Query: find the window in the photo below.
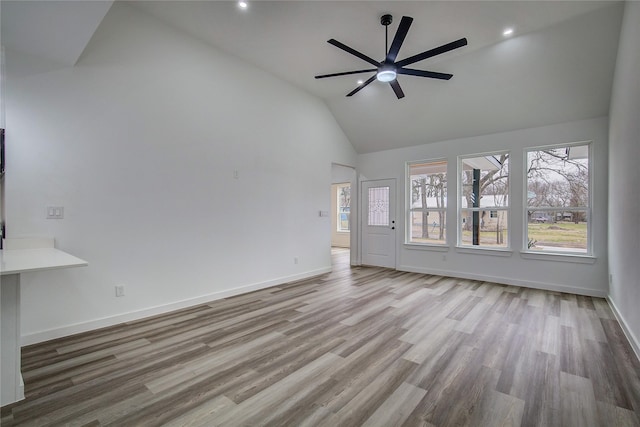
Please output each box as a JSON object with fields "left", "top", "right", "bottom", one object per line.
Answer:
{"left": 459, "top": 153, "right": 509, "bottom": 248}
{"left": 368, "top": 186, "right": 390, "bottom": 226}
{"left": 336, "top": 183, "right": 351, "bottom": 232}
{"left": 407, "top": 160, "right": 447, "bottom": 245}
{"left": 526, "top": 143, "right": 590, "bottom": 254}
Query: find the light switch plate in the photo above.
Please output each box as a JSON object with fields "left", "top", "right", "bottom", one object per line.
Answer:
{"left": 46, "top": 206, "right": 64, "bottom": 219}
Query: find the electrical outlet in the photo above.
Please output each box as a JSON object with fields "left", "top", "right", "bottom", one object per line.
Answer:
{"left": 115, "top": 285, "right": 125, "bottom": 297}
{"left": 294, "top": 257, "right": 299, "bottom": 264}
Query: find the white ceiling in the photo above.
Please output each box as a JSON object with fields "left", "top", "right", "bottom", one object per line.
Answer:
{"left": 1, "top": 1, "right": 112, "bottom": 66}
{"left": 2, "top": 1, "right": 624, "bottom": 153}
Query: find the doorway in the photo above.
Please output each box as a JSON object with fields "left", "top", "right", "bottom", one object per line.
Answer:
{"left": 331, "top": 164, "right": 357, "bottom": 265}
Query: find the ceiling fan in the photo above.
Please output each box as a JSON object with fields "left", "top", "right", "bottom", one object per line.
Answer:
{"left": 315, "top": 14, "right": 467, "bottom": 99}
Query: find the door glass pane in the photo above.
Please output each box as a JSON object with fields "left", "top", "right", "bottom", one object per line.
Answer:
{"left": 368, "top": 186, "right": 390, "bottom": 226}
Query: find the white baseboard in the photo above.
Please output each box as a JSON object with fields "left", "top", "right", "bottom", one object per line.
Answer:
{"left": 397, "top": 264, "right": 608, "bottom": 298}
{"left": 21, "top": 267, "right": 331, "bottom": 346}
{"left": 606, "top": 296, "right": 640, "bottom": 363}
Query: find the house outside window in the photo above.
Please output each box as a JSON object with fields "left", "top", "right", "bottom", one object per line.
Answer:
{"left": 526, "top": 143, "right": 590, "bottom": 254}
{"left": 459, "top": 153, "right": 509, "bottom": 248}
{"left": 407, "top": 160, "right": 447, "bottom": 245}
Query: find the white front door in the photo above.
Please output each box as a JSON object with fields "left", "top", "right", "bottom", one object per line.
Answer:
{"left": 361, "top": 179, "right": 396, "bottom": 268}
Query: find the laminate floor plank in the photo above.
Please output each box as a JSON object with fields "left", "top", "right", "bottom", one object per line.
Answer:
{"left": 360, "top": 382, "right": 427, "bottom": 427}
{"left": 4, "top": 248, "right": 639, "bottom": 426}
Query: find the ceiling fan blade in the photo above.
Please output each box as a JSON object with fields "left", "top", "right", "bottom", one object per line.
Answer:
{"left": 390, "top": 79, "right": 405, "bottom": 99}
{"left": 346, "top": 75, "right": 376, "bottom": 97}
{"left": 315, "top": 69, "right": 377, "bottom": 79}
{"left": 395, "top": 38, "right": 468, "bottom": 68}
{"left": 386, "top": 16, "right": 413, "bottom": 63}
{"left": 397, "top": 68, "right": 453, "bottom": 80}
{"left": 328, "top": 39, "right": 381, "bottom": 67}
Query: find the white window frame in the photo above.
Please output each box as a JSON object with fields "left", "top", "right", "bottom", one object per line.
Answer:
{"left": 457, "top": 151, "right": 510, "bottom": 251}
{"left": 523, "top": 141, "right": 592, "bottom": 256}
{"left": 406, "top": 159, "right": 448, "bottom": 247}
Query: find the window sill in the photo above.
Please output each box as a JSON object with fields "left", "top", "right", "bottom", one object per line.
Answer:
{"left": 404, "top": 243, "right": 449, "bottom": 252}
{"left": 520, "top": 251, "right": 596, "bottom": 264}
{"left": 455, "top": 246, "right": 513, "bottom": 257}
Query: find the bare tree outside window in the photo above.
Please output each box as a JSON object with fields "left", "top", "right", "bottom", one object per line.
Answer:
{"left": 460, "top": 153, "right": 509, "bottom": 248}
{"left": 337, "top": 183, "right": 351, "bottom": 232}
{"left": 408, "top": 161, "right": 447, "bottom": 244}
{"left": 526, "top": 144, "right": 590, "bottom": 253}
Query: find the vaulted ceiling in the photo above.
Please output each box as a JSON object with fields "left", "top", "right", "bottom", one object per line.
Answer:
{"left": 2, "top": 1, "right": 624, "bottom": 153}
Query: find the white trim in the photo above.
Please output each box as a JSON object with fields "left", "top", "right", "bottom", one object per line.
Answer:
{"left": 523, "top": 141, "right": 593, "bottom": 255}
{"left": 457, "top": 150, "right": 511, "bottom": 249}
{"left": 455, "top": 246, "right": 513, "bottom": 257}
{"left": 397, "top": 264, "right": 607, "bottom": 298}
{"left": 21, "top": 267, "right": 331, "bottom": 346}
{"left": 520, "top": 251, "right": 596, "bottom": 264}
{"left": 405, "top": 158, "right": 448, "bottom": 247}
{"left": 606, "top": 296, "right": 640, "bottom": 363}
{"left": 404, "top": 244, "right": 449, "bottom": 252}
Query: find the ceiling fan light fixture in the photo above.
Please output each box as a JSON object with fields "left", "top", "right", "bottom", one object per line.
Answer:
{"left": 315, "top": 15, "right": 467, "bottom": 98}
{"left": 377, "top": 66, "right": 397, "bottom": 82}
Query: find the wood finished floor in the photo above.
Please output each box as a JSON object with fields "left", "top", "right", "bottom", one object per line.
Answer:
{"left": 2, "top": 248, "right": 640, "bottom": 427}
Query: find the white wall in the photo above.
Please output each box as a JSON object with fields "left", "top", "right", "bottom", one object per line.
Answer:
{"left": 358, "top": 116, "right": 609, "bottom": 296}
{"left": 5, "top": 2, "right": 356, "bottom": 343}
{"left": 608, "top": 1, "right": 640, "bottom": 356}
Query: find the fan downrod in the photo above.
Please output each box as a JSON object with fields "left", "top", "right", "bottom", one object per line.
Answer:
{"left": 380, "top": 14, "right": 393, "bottom": 26}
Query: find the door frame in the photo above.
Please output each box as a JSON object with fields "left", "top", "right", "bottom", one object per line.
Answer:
{"left": 331, "top": 163, "right": 358, "bottom": 266}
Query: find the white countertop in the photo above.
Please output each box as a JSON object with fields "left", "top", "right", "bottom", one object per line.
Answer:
{"left": 0, "top": 248, "right": 88, "bottom": 276}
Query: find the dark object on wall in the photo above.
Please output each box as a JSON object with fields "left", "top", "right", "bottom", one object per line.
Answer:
{"left": 1, "top": 129, "right": 4, "bottom": 249}
{"left": 315, "top": 15, "right": 467, "bottom": 99}
{"left": 1, "top": 128, "right": 4, "bottom": 176}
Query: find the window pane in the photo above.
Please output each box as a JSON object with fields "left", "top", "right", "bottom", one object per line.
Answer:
{"left": 527, "top": 145, "right": 589, "bottom": 208}
{"left": 407, "top": 160, "right": 448, "bottom": 245}
{"left": 409, "top": 161, "right": 447, "bottom": 208}
{"left": 368, "top": 186, "right": 389, "bottom": 226}
{"left": 527, "top": 211, "right": 587, "bottom": 253}
{"left": 526, "top": 144, "right": 590, "bottom": 254}
{"left": 337, "top": 184, "right": 350, "bottom": 232}
{"left": 409, "top": 211, "right": 446, "bottom": 244}
{"left": 459, "top": 153, "right": 509, "bottom": 248}
{"left": 460, "top": 209, "right": 508, "bottom": 248}
{"left": 460, "top": 154, "right": 509, "bottom": 208}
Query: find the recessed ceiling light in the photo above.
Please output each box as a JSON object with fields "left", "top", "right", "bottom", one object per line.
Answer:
{"left": 357, "top": 79, "right": 364, "bottom": 85}
{"left": 238, "top": 1, "right": 248, "bottom": 10}
{"left": 503, "top": 28, "right": 514, "bottom": 36}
